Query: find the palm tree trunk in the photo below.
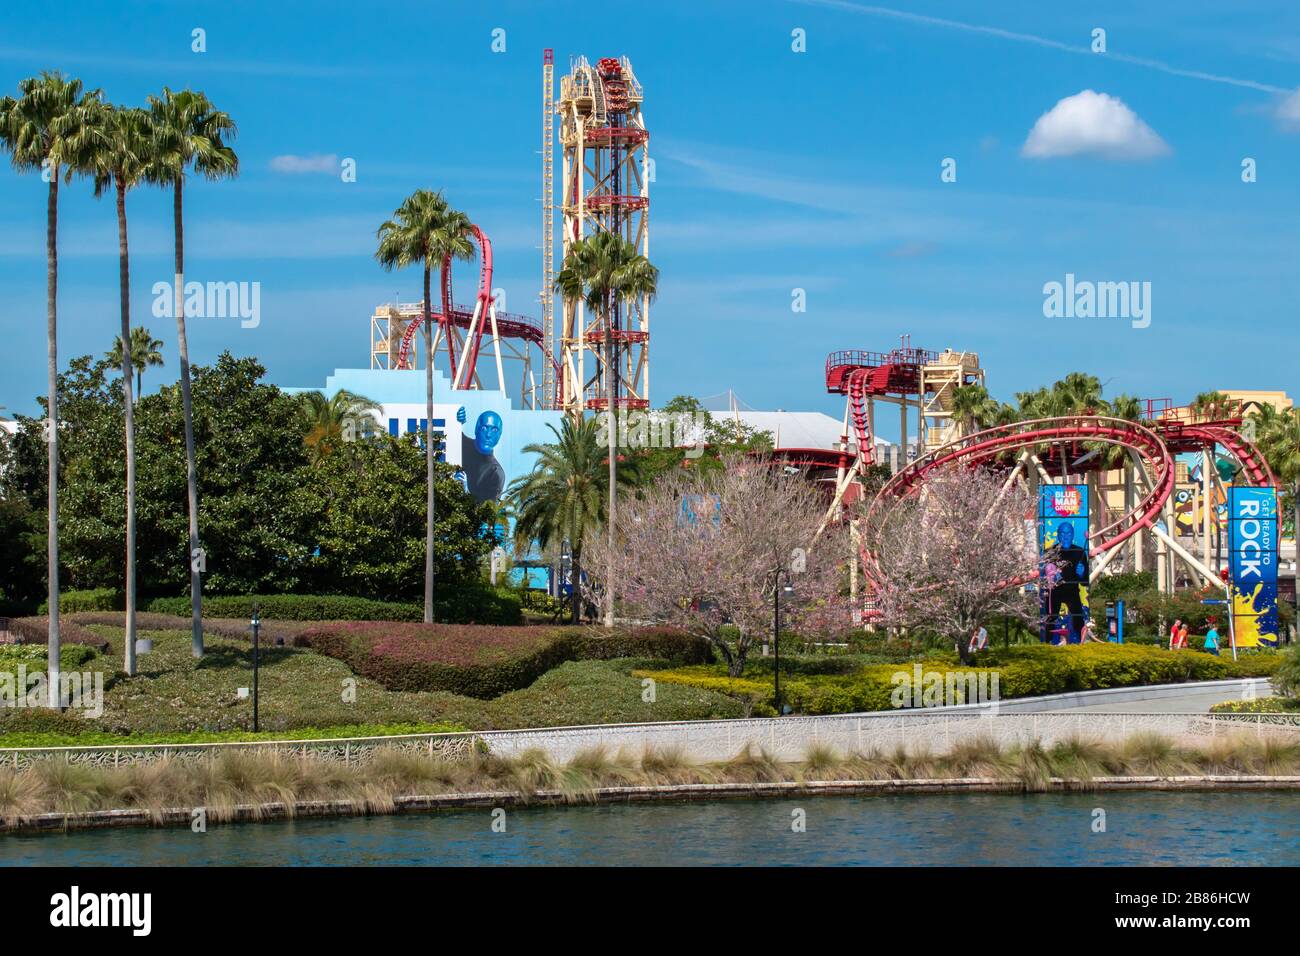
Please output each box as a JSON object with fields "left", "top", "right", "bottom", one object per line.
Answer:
{"left": 117, "top": 180, "right": 138, "bottom": 676}
{"left": 135, "top": 368, "right": 142, "bottom": 402}
{"left": 45, "top": 174, "right": 61, "bottom": 709}
{"left": 571, "top": 545, "right": 582, "bottom": 624}
{"left": 423, "top": 263, "right": 435, "bottom": 624}
{"left": 173, "top": 179, "right": 203, "bottom": 658}
{"left": 605, "top": 329, "right": 616, "bottom": 629}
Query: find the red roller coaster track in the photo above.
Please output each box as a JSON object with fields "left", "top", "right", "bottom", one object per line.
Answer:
{"left": 395, "top": 223, "right": 560, "bottom": 399}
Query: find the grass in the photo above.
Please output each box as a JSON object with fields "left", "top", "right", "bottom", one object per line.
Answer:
{"left": 3, "top": 732, "right": 1299, "bottom": 828}
{"left": 0, "top": 629, "right": 743, "bottom": 746}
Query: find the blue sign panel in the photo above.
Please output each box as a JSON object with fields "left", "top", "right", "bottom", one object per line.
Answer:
{"left": 1039, "top": 485, "right": 1090, "bottom": 644}
{"left": 1227, "top": 486, "right": 1279, "bottom": 648}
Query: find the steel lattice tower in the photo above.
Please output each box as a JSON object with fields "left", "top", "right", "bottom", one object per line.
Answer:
{"left": 557, "top": 54, "right": 650, "bottom": 418}
{"left": 541, "top": 49, "right": 557, "bottom": 410}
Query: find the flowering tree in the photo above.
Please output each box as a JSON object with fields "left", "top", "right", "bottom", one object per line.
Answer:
{"left": 586, "top": 457, "right": 850, "bottom": 676}
{"left": 860, "top": 465, "right": 1038, "bottom": 664}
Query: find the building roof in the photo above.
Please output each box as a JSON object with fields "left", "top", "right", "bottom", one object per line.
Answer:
{"left": 705, "top": 410, "right": 885, "bottom": 452}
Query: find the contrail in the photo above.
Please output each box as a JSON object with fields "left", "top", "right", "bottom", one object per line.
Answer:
{"left": 794, "top": 0, "right": 1291, "bottom": 95}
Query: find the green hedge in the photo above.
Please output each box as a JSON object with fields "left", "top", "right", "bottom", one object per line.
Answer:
{"left": 643, "top": 643, "right": 1282, "bottom": 716}
{"left": 142, "top": 588, "right": 523, "bottom": 626}
{"left": 38, "top": 588, "right": 123, "bottom": 614}
{"left": 10, "top": 616, "right": 111, "bottom": 652}
{"left": 296, "top": 622, "right": 713, "bottom": 698}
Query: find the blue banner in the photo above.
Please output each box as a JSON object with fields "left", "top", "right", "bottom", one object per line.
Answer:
{"left": 1227, "top": 487, "right": 1279, "bottom": 648}
{"left": 1039, "top": 485, "right": 1090, "bottom": 643}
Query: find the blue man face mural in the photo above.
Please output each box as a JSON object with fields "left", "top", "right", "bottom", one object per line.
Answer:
{"left": 1057, "top": 521, "right": 1074, "bottom": 549}
{"left": 475, "top": 411, "right": 503, "bottom": 455}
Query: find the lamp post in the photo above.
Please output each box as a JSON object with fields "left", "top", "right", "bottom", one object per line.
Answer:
{"left": 250, "top": 602, "right": 261, "bottom": 733}
{"left": 772, "top": 567, "right": 793, "bottom": 716}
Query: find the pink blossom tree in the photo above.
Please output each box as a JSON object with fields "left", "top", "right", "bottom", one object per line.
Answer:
{"left": 586, "top": 456, "right": 851, "bottom": 676}
{"left": 860, "top": 465, "right": 1039, "bottom": 664}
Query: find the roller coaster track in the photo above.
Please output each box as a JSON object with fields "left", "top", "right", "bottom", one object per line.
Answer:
{"left": 1174, "top": 423, "right": 1277, "bottom": 488}
{"left": 395, "top": 224, "right": 560, "bottom": 398}
{"left": 872, "top": 416, "right": 1176, "bottom": 554}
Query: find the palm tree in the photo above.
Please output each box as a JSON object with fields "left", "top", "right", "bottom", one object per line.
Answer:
{"left": 148, "top": 87, "right": 238, "bottom": 659}
{"left": 107, "top": 326, "right": 165, "bottom": 400}
{"left": 949, "top": 383, "right": 1000, "bottom": 435}
{"left": 1053, "top": 372, "right": 1104, "bottom": 416}
{"left": 375, "top": 190, "right": 474, "bottom": 624}
{"left": 0, "top": 73, "right": 105, "bottom": 706}
{"left": 297, "top": 389, "right": 382, "bottom": 461}
{"left": 1190, "top": 390, "right": 1231, "bottom": 422}
{"left": 509, "top": 416, "right": 638, "bottom": 623}
{"left": 554, "top": 232, "right": 659, "bottom": 627}
{"left": 88, "top": 103, "right": 156, "bottom": 677}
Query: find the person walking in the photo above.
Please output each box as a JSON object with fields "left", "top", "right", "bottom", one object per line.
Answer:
{"left": 968, "top": 624, "right": 989, "bottom": 655}
{"left": 1176, "top": 622, "right": 1190, "bottom": 649}
{"left": 1169, "top": 619, "right": 1182, "bottom": 650}
{"left": 1204, "top": 620, "right": 1220, "bottom": 656}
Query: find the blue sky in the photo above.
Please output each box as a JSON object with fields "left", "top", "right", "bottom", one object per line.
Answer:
{"left": 2, "top": 0, "right": 1299, "bottom": 439}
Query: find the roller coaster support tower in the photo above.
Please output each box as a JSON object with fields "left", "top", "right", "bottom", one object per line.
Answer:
{"left": 557, "top": 54, "right": 651, "bottom": 418}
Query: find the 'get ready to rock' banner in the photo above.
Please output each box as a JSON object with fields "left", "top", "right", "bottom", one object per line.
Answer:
{"left": 1228, "top": 486, "right": 1279, "bottom": 648}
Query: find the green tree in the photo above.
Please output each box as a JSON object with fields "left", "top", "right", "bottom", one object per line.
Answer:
{"left": 376, "top": 190, "right": 475, "bottom": 624}
{"left": 107, "top": 326, "right": 165, "bottom": 400}
{"left": 633, "top": 394, "right": 773, "bottom": 485}
{"left": 949, "top": 383, "right": 1000, "bottom": 435}
{"left": 0, "top": 72, "right": 106, "bottom": 704}
{"left": 148, "top": 86, "right": 239, "bottom": 658}
{"left": 88, "top": 103, "right": 157, "bottom": 675}
{"left": 296, "top": 389, "right": 382, "bottom": 462}
{"left": 1189, "top": 390, "right": 1231, "bottom": 422}
{"left": 554, "top": 231, "right": 659, "bottom": 626}
{"left": 509, "top": 416, "right": 637, "bottom": 623}
{"left": 297, "top": 434, "right": 493, "bottom": 600}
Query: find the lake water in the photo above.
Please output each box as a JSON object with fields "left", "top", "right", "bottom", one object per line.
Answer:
{"left": 3, "top": 791, "right": 1296, "bottom": 866}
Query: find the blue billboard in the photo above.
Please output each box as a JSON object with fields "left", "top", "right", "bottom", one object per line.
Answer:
{"left": 1227, "top": 486, "right": 1279, "bottom": 648}
{"left": 1039, "top": 485, "right": 1090, "bottom": 644}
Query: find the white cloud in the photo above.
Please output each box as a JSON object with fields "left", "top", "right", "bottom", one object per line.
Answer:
{"left": 269, "top": 153, "right": 340, "bottom": 174}
{"left": 1276, "top": 88, "right": 1300, "bottom": 131}
{"left": 1021, "top": 90, "right": 1170, "bottom": 160}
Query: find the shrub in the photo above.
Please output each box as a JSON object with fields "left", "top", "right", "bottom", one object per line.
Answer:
{"left": 9, "top": 617, "right": 110, "bottom": 652}
{"left": 0, "top": 643, "right": 98, "bottom": 671}
{"left": 37, "top": 588, "right": 122, "bottom": 614}
{"left": 297, "top": 623, "right": 712, "bottom": 698}
{"left": 646, "top": 643, "right": 1283, "bottom": 715}
{"left": 142, "top": 587, "right": 523, "bottom": 626}
{"left": 1274, "top": 645, "right": 1300, "bottom": 698}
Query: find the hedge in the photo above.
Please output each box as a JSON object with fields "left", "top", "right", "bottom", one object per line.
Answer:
{"left": 295, "top": 622, "right": 713, "bottom": 698}
{"left": 641, "top": 643, "right": 1282, "bottom": 717}
{"left": 37, "top": 588, "right": 123, "bottom": 614}
{"left": 9, "top": 617, "right": 111, "bottom": 652}
{"left": 142, "top": 588, "right": 523, "bottom": 626}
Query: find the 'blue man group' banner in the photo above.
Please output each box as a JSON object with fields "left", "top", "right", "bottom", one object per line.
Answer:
{"left": 1039, "top": 485, "right": 1090, "bottom": 643}
{"left": 1228, "top": 486, "right": 1279, "bottom": 648}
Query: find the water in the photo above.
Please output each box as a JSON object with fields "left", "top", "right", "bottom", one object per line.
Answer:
{"left": 2, "top": 791, "right": 1296, "bottom": 866}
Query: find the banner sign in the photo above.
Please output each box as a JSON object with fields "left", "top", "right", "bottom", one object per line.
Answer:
{"left": 1039, "top": 485, "right": 1090, "bottom": 643}
{"left": 1227, "top": 486, "right": 1279, "bottom": 648}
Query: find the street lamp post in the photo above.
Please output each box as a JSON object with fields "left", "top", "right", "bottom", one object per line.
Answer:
{"left": 250, "top": 602, "right": 261, "bottom": 733}
{"left": 772, "top": 567, "right": 793, "bottom": 716}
